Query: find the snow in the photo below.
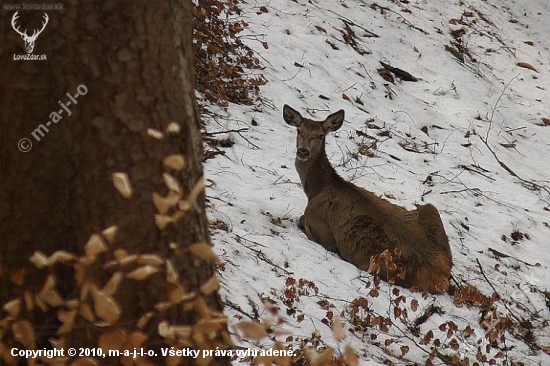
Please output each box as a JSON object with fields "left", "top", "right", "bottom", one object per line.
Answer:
{"left": 202, "top": 0, "right": 550, "bottom": 364}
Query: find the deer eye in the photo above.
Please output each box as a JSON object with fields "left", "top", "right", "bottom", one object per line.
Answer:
{"left": 297, "top": 130, "right": 302, "bottom": 136}
{"left": 318, "top": 134, "right": 324, "bottom": 139}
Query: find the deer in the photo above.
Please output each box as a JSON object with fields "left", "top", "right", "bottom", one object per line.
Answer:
{"left": 283, "top": 105, "right": 452, "bottom": 293}
{"left": 11, "top": 11, "right": 49, "bottom": 54}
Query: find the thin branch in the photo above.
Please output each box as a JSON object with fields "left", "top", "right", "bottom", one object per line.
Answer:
{"left": 475, "top": 259, "right": 530, "bottom": 329}
{"left": 223, "top": 298, "right": 255, "bottom": 320}
{"left": 370, "top": 4, "right": 428, "bottom": 34}
{"left": 234, "top": 234, "right": 293, "bottom": 275}
{"left": 458, "top": 164, "right": 495, "bottom": 181}
{"left": 485, "top": 76, "right": 517, "bottom": 141}
{"left": 310, "top": 4, "right": 379, "bottom": 37}
{"left": 487, "top": 247, "right": 535, "bottom": 267}
{"left": 476, "top": 76, "right": 550, "bottom": 201}
{"left": 203, "top": 128, "right": 250, "bottom": 136}
{"left": 479, "top": 137, "right": 518, "bottom": 177}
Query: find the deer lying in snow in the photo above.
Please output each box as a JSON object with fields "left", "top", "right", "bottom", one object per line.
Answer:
{"left": 283, "top": 105, "right": 452, "bottom": 293}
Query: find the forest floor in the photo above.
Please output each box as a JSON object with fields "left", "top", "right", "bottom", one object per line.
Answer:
{"left": 201, "top": 0, "right": 550, "bottom": 364}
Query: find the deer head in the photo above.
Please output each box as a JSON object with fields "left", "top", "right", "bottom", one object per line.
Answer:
{"left": 283, "top": 105, "right": 344, "bottom": 161}
{"left": 11, "top": 11, "right": 49, "bottom": 54}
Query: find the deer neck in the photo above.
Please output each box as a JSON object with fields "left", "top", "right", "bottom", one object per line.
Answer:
{"left": 296, "top": 149, "right": 338, "bottom": 200}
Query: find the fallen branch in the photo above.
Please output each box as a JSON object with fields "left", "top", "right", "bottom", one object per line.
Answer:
{"left": 379, "top": 61, "right": 418, "bottom": 82}
{"left": 458, "top": 164, "right": 495, "bottom": 181}
{"left": 475, "top": 259, "right": 530, "bottom": 330}
{"left": 481, "top": 135, "right": 550, "bottom": 198}
{"left": 203, "top": 149, "right": 226, "bottom": 162}
{"left": 478, "top": 136, "right": 517, "bottom": 177}
{"left": 224, "top": 298, "right": 255, "bottom": 320}
{"left": 310, "top": 3, "right": 379, "bottom": 37}
{"left": 480, "top": 76, "right": 550, "bottom": 202}
{"left": 203, "top": 128, "right": 250, "bottom": 136}
{"left": 370, "top": 4, "right": 428, "bottom": 34}
{"left": 412, "top": 304, "right": 443, "bottom": 329}
{"left": 341, "top": 21, "right": 371, "bottom": 55}
{"left": 488, "top": 247, "right": 535, "bottom": 267}
{"left": 234, "top": 234, "right": 293, "bottom": 275}
{"left": 205, "top": 127, "right": 260, "bottom": 150}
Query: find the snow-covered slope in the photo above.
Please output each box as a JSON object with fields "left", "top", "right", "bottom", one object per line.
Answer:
{"left": 203, "top": 0, "right": 550, "bottom": 364}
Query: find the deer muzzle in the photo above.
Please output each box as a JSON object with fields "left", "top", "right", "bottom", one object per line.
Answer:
{"left": 296, "top": 148, "right": 310, "bottom": 160}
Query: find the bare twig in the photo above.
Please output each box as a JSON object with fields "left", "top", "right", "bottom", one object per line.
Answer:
{"left": 234, "top": 234, "right": 293, "bottom": 275}
{"left": 203, "top": 149, "right": 226, "bottom": 162}
{"left": 223, "top": 298, "right": 255, "bottom": 320}
{"left": 479, "top": 138, "right": 518, "bottom": 177}
{"left": 203, "top": 128, "right": 250, "bottom": 136}
{"left": 370, "top": 4, "right": 428, "bottom": 34}
{"left": 487, "top": 247, "right": 535, "bottom": 267}
{"left": 310, "top": 3, "right": 379, "bottom": 37}
{"left": 485, "top": 76, "right": 518, "bottom": 140}
{"left": 479, "top": 76, "right": 550, "bottom": 202}
{"left": 458, "top": 164, "right": 495, "bottom": 181}
{"left": 475, "top": 259, "right": 530, "bottom": 329}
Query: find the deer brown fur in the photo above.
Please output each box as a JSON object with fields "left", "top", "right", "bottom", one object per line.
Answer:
{"left": 283, "top": 105, "right": 452, "bottom": 293}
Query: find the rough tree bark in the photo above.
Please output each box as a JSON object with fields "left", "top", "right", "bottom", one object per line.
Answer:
{"left": 0, "top": 1, "right": 231, "bottom": 364}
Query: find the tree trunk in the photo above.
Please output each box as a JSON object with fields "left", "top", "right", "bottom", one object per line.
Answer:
{"left": 0, "top": 1, "right": 230, "bottom": 364}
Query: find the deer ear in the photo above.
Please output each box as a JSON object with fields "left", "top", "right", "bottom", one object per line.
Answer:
{"left": 323, "top": 110, "right": 345, "bottom": 132}
{"left": 283, "top": 105, "right": 303, "bottom": 127}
